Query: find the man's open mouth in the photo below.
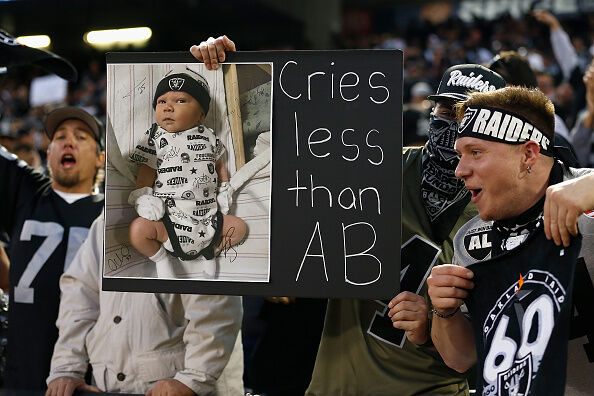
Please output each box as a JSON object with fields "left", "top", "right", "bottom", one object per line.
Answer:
{"left": 61, "top": 154, "right": 76, "bottom": 169}
{"left": 469, "top": 188, "right": 482, "bottom": 202}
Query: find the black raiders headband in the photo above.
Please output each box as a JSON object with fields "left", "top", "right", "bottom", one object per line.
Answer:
{"left": 458, "top": 106, "right": 554, "bottom": 156}
{"left": 152, "top": 72, "right": 211, "bottom": 114}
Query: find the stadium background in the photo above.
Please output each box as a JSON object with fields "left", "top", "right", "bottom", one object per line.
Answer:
{"left": 1, "top": 0, "right": 593, "bottom": 393}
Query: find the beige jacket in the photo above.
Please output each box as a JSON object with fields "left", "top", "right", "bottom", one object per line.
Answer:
{"left": 47, "top": 215, "right": 243, "bottom": 395}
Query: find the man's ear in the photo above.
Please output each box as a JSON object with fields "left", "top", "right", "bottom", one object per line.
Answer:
{"left": 96, "top": 151, "right": 106, "bottom": 168}
{"left": 522, "top": 141, "right": 541, "bottom": 168}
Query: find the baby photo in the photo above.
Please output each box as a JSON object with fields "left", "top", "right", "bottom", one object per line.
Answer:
{"left": 104, "top": 60, "right": 272, "bottom": 282}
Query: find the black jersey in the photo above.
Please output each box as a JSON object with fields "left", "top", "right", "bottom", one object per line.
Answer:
{"left": 464, "top": 226, "right": 579, "bottom": 396}
{"left": 453, "top": 165, "right": 594, "bottom": 396}
{"left": 0, "top": 146, "right": 103, "bottom": 389}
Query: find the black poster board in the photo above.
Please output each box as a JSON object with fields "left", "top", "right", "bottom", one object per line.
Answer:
{"left": 103, "top": 50, "right": 402, "bottom": 299}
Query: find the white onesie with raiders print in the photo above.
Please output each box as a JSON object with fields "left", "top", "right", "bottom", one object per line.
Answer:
{"left": 131, "top": 124, "right": 225, "bottom": 257}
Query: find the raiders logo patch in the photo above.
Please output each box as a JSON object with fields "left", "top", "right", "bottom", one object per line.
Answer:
{"left": 165, "top": 198, "right": 176, "bottom": 208}
{"left": 497, "top": 354, "right": 532, "bottom": 396}
{"left": 458, "top": 107, "right": 478, "bottom": 133}
{"left": 207, "top": 163, "right": 215, "bottom": 174}
{"left": 203, "top": 187, "right": 209, "bottom": 197}
{"left": 198, "top": 125, "right": 204, "bottom": 133}
{"left": 155, "top": 180, "right": 163, "bottom": 188}
{"left": 160, "top": 138, "right": 168, "bottom": 149}
{"left": 169, "top": 77, "right": 185, "bottom": 90}
{"left": 463, "top": 230, "right": 492, "bottom": 261}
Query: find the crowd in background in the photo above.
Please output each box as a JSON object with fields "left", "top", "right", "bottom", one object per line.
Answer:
{"left": 1, "top": 5, "right": 594, "bottom": 395}
{"left": 2, "top": 9, "right": 594, "bottom": 171}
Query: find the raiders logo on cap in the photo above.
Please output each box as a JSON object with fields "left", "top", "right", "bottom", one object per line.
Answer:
{"left": 169, "top": 77, "right": 185, "bottom": 90}
{"left": 427, "top": 64, "right": 506, "bottom": 102}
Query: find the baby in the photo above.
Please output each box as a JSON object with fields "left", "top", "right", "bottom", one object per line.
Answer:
{"left": 128, "top": 71, "right": 246, "bottom": 278}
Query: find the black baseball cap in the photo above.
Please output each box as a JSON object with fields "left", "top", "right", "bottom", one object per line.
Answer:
{"left": 45, "top": 107, "right": 104, "bottom": 149}
{"left": 428, "top": 64, "right": 506, "bottom": 102}
{"left": 0, "top": 30, "right": 77, "bottom": 82}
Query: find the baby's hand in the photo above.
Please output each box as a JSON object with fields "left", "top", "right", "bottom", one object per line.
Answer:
{"left": 129, "top": 187, "right": 165, "bottom": 221}
{"left": 136, "top": 195, "right": 165, "bottom": 221}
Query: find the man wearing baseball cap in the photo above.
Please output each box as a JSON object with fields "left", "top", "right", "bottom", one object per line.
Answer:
{"left": 0, "top": 106, "right": 104, "bottom": 388}
{"left": 306, "top": 64, "right": 506, "bottom": 395}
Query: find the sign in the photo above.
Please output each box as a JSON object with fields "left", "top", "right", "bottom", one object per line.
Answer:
{"left": 103, "top": 50, "right": 402, "bottom": 298}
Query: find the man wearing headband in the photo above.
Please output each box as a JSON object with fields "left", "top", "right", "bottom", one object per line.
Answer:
{"left": 428, "top": 87, "right": 594, "bottom": 395}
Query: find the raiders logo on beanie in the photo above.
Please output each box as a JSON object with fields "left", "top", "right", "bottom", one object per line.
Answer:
{"left": 152, "top": 72, "right": 211, "bottom": 115}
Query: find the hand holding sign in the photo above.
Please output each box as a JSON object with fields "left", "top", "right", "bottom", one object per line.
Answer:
{"left": 190, "top": 35, "right": 236, "bottom": 70}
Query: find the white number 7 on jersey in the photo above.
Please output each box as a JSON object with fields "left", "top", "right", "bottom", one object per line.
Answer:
{"left": 14, "top": 220, "right": 89, "bottom": 304}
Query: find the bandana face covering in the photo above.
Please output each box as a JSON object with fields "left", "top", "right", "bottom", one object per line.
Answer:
{"left": 426, "top": 114, "right": 460, "bottom": 164}
{"left": 421, "top": 114, "right": 469, "bottom": 222}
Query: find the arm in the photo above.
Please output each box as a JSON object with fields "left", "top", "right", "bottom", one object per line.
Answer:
{"left": 582, "top": 60, "right": 594, "bottom": 129}
{"left": 427, "top": 264, "right": 476, "bottom": 373}
{"left": 190, "top": 35, "right": 236, "bottom": 70}
{"left": 129, "top": 164, "right": 163, "bottom": 221}
{"left": 388, "top": 291, "right": 430, "bottom": 346}
{"left": 215, "top": 158, "right": 229, "bottom": 183}
{"left": 170, "top": 294, "right": 242, "bottom": 395}
{"left": 533, "top": 10, "right": 578, "bottom": 80}
{"left": 46, "top": 215, "right": 103, "bottom": 395}
{"left": 0, "top": 144, "right": 48, "bottom": 234}
{"left": 569, "top": 61, "right": 594, "bottom": 166}
{"left": 0, "top": 245, "right": 8, "bottom": 292}
{"left": 544, "top": 172, "right": 594, "bottom": 247}
{"left": 136, "top": 164, "right": 157, "bottom": 188}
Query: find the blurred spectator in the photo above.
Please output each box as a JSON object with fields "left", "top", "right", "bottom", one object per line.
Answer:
{"left": 570, "top": 58, "right": 594, "bottom": 167}
{"left": 12, "top": 143, "right": 42, "bottom": 171}
{"left": 533, "top": 9, "right": 587, "bottom": 128}
{"left": 403, "top": 81, "right": 432, "bottom": 146}
{"left": 490, "top": 51, "right": 572, "bottom": 140}
{"left": 488, "top": 50, "right": 579, "bottom": 165}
